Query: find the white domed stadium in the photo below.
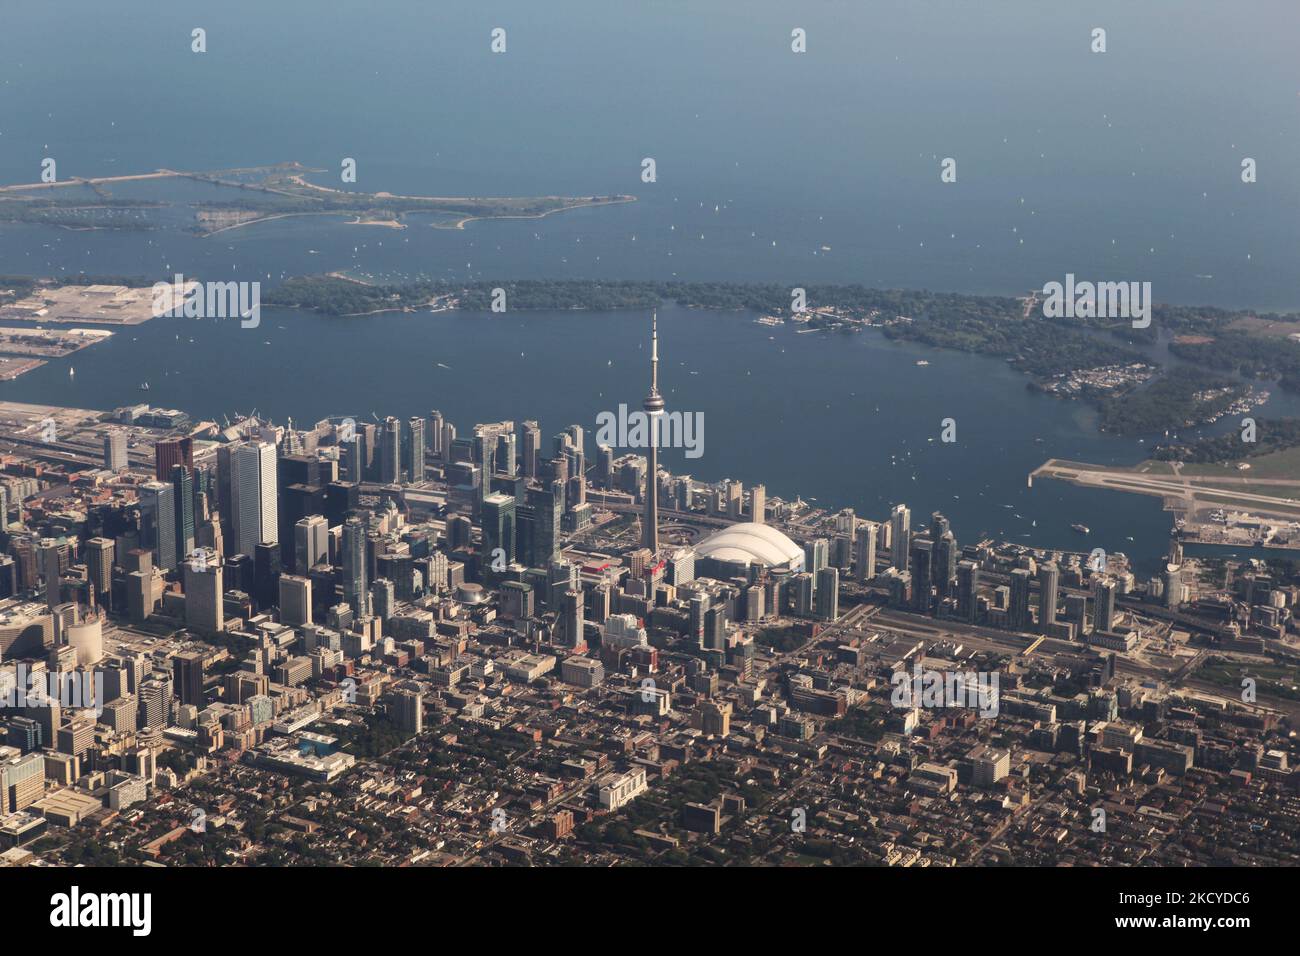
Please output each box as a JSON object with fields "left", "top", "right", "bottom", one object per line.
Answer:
{"left": 694, "top": 522, "right": 805, "bottom": 573}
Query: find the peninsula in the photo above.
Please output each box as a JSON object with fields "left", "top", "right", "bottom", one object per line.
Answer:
{"left": 0, "top": 162, "right": 635, "bottom": 235}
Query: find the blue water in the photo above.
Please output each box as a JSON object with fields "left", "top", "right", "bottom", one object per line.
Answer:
{"left": 1, "top": 0, "right": 1297, "bottom": 307}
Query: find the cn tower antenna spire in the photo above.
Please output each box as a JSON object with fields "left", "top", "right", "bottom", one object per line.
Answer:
{"left": 641, "top": 310, "right": 664, "bottom": 553}
{"left": 650, "top": 310, "right": 659, "bottom": 394}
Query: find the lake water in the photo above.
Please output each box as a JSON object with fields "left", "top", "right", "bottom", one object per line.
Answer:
{"left": 1, "top": 0, "right": 1297, "bottom": 307}
{"left": 6, "top": 301, "right": 1299, "bottom": 577}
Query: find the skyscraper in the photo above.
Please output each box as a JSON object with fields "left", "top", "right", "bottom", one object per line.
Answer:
{"left": 481, "top": 492, "right": 516, "bottom": 575}
{"left": 184, "top": 547, "right": 223, "bottom": 634}
{"left": 155, "top": 436, "right": 193, "bottom": 482}
{"left": 831, "top": 533, "right": 853, "bottom": 571}
{"left": 523, "top": 479, "right": 562, "bottom": 569}
{"left": 278, "top": 454, "right": 326, "bottom": 568}
{"left": 103, "top": 430, "right": 127, "bottom": 472}
{"left": 496, "top": 431, "right": 518, "bottom": 478}
{"left": 725, "top": 480, "right": 744, "bottom": 520}
{"left": 804, "top": 538, "right": 829, "bottom": 584}
{"left": 370, "top": 577, "right": 395, "bottom": 621}
{"left": 934, "top": 530, "right": 958, "bottom": 599}
{"left": 565, "top": 443, "right": 585, "bottom": 509}
{"left": 86, "top": 537, "right": 114, "bottom": 611}
{"left": 596, "top": 444, "right": 614, "bottom": 489}
{"left": 172, "top": 650, "right": 206, "bottom": 708}
{"left": 215, "top": 444, "right": 234, "bottom": 533}
{"left": 339, "top": 432, "right": 363, "bottom": 482}
{"left": 137, "top": 671, "right": 171, "bottom": 729}
{"left": 856, "top": 520, "right": 877, "bottom": 583}
{"left": 231, "top": 441, "right": 278, "bottom": 558}
{"left": 689, "top": 592, "right": 709, "bottom": 644}
{"left": 342, "top": 515, "right": 369, "bottom": 619}
{"left": 38, "top": 538, "right": 67, "bottom": 610}
{"left": 427, "top": 410, "right": 444, "bottom": 458}
{"left": 254, "top": 542, "right": 281, "bottom": 612}
{"left": 1038, "top": 561, "right": 1060, "bottom": 633}
{"left": 441, "top": 421, "right": 457, "bottom": 464}
{"left": 391, "top": 689, "right": 423, "bottom": 734}
{"left": 890, "top": 504, "right": 911, "bottom": 570}
{"left": 704, "top": 604, "right": 728, "bottom": 650}
{"left": 642, "top": 312, "right": 664, "bottom": 553}
{"left": 171, "top": 464, "right": 195, "bottom": 568}
{"left": 1065, "top": 592, "right": 1088, "bottom": 637}
{"left": 478, "top": 435, "right": 497, "bottom": 512}
{"left": 380, "top": 417, "right": 401, "bottom": 484}
{"left": 1009, "top": 568, "right": 1033, "bottom": 631}
{"left": 909, "top": 536, "right": 933, "bottom": 615}
{"left": 139, "top": 481, "right": 178, "bottom": 571}
{"left": 1163, "top": 563, "right": 1183, "bottom": 610}
{"left": 1094, "top": 576, "right": 1117, "bottom": 633}
{"left": 405, "top": 417, "right": 425, "bottom": 484}
{"left": 547, "top": 556, "right": 580, "bottom": 611}
{"left": 815, "top": 566, "right": 839, "bottom": 621}
{"left": 957, "top": 559, "right": 979, "bottom": 622}
{"left": 295, "top": 515, "right": 329, "bottom": 573}
{"left": 279, "top": 574, "right": 312, "bottom": 626}
{"left": 559, "top": 588, "right": 585, "bottom": 648}
{"left": 521, "top": 421, "right": 541, "bottom": 478}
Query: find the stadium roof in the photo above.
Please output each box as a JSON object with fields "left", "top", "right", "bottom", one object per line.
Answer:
{"left": 695, "top": 522, "right": 805, "bottom": 571}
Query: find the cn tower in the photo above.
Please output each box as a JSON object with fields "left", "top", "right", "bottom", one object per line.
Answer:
{"left": 642, "top": 311, "right": 664, "bottom": 553}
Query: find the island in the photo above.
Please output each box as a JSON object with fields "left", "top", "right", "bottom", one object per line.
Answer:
{"left": 0, "top": 162, "right": 635, "bottom": 235}
{"left": 262, "top": 275, "right": 1300, "bottom": 443}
